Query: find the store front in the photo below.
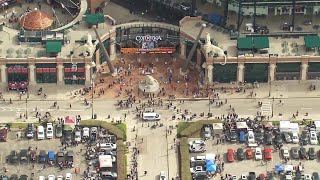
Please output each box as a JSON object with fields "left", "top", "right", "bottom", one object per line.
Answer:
{"left": 213, "top": 64, "right": 237, "bottom": 83}
{"left": 276, "top": 63, "right": 301, "bottom": 80}
{"left": 244, "top": 63, "right": 269, "bottom": 83}
{"left": 307, "top": 62, "right": 320, "bottom": 80}
{"left": 7, "top": 64, "right": 29, "bottom": 82}
{"left": 64, "top": 63, "right": 85, "bottom": 85}
{"left": 35, "top": 63, "right": 57, "bottom": 83}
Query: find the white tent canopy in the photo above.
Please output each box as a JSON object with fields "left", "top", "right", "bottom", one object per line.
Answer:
{"left": 99, "top": 155, "right": 113, "bottom": 168}
{"left": 212, "top": 123, "right": 223, "bottom": 135}
{"left": 236, "top": 122, "right": 248, "bottom": 129}
{"left": 279, "top": 121, "right": 299, "bottom": 133}
{"left": 314, "top": 121, "right": 320, "bottom": 132}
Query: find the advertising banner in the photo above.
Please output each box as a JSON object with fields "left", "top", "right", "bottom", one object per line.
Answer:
{"left": 121, "top": 35, "right": 176, "bottom": 54}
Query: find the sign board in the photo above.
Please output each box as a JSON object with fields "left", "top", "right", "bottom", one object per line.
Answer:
{"left": 121, "top": 47, "right": 176, "bottom": 54}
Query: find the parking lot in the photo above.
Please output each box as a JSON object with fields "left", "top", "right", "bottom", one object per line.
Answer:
{"left": 0, "top": 128, "right": 85, "bottom": 178}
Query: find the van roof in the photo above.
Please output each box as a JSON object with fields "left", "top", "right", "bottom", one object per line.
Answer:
{"left": 143, "top": 112, "right": 157, "bottom": 116}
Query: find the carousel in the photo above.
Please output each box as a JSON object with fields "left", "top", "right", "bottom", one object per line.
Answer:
{"left": 19, "top": 8, "right": 53, "bottom": 30}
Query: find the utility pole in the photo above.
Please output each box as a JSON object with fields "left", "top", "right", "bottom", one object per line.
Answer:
{"left": 291, "top": 0, "right": 296, "bottom": 31}
{"left": 237, "top": 0, "right": 243, "bottom": 31}
{"left": 181, "top": 23, "right": 206, "bottom": 74}
{"left": 25, "top": 98, "right": 28, "bottom": 119}
{"left": 91, "top": 75, "right": 94, "bottom": 119}
{"left": 92, "top": 25, "right": 116, "bottom": 76}
{"left": 253, "top": 0, "right": 257, "bottom": 29}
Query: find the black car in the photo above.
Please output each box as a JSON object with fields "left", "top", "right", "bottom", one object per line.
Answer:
{"left": 237, "top": 148, "right": 245, "bottom": 161}
{"left": 299, "top": 147, "right": 307, "bottom": 159}
{"left": 20, "top": 149, "right": 28, "bottom": 164}
{"left": 10, "top": 174, "right": 18, "bottom": 180}
{"left": 56, "top": 151, "right": 65, "bottom": 164}
{"left": 313, "top": 172, "right": 320, "bottom": 180}
{"left": 291, "top": 147, "right": 299, "bottom": 159}
{"left": 301, "top": 131, "right": 309, "bottom": 145}
{"left": 248, "top": 172, "right": 256, "bottom": 180}
{"left": 19, "top": 175, "right": 28, "bottom": 180}
{"left": 265, "top": 132, "right": 273, "bottom": 145}
{"left": 309, "top": 147, "right": 316, "bottom": 160}
{"left": 295, "top": 172, "right": 302, "bottom": 180}
{"left": 66, "top": 151, "right": 74, "bottom": 163}
{"left": 25, "top": 124, "right": 34, "bottom": 138}
{"left": 64, "top": 131, "right": 72, "bottom": 144}
{"left": 255, "top": 131, "right": 264, "bottom": 143}
{"left": 10, "top": 150, "right": 18, "bottom": 164}
{"left": 274, "top": 133, "right": 283, "bottom": 146}
{"left": 228, "top": 130, "right": 237, "bottom": 143}
{"left": 39, "top": 150, "right": 46, "bottom": 163}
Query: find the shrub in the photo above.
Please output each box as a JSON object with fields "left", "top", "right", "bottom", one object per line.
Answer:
{"left": 179, "top": 137, "right": 191, "bottom": 180}
{"left": 116, "top": 140, "right": 127, "bottom": 180}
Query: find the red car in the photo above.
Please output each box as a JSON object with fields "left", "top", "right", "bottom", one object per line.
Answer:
{"left": 0, "top": 129, "right": 8, "bottom": 142}
{"left": 264, "top": 148, "right": 272, "bottom": 160}
{"left": 227, "top": 149, "right": 235, "bottom": 162}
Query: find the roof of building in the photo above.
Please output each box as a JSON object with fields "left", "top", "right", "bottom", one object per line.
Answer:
{"left": 237, "top": 37, "right": 254, "bottom": 49}
{"left": 254, "top": 36, "right": 269, "bottom": 49}
{"left": 46, "top": 41, "right": 62, "bottom": 53}
{"left": 304, "top": 35, "right": 320, "bottom": 48}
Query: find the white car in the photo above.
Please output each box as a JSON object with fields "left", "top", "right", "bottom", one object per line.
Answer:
{"left": 39, "top": 176, "right": 46, "bottom": 180}
{"left": 248, "top": 130, "right": 255, "bottom": 143}
{"left": 255, "top": 147, "right": 262, "bottom": 160}
{"left": 304, "top": 174, "right": 312, "bottom": 180}
{"left": 159, "top": 171, "right": 166, "bottom": 180}
{"left": 292, "top": 132, "right": 299, "bottom": 144}
{"left": 82, "top": 127, "right": 90, "bottom": 137}
{"left": 281, "top": 147, "right": 290, "bottom": 159}
{"left": 241, "top": 174, "right": 247, "bottom": 180}
{"left": 57, "top": 176, "right": 64, "bottom": 180}
{"left": 190, "top": 166, "right": 203, "bottom": 173}
{"left": 46, "top": 123, "right": 54, "bottom": 139}
{"left": 310, "top": 131, "right": 318, "bottom": 145}
{"left": 48, "top": 175, "right": 56, "bottom": 180}
{"left": 188, "top": 140, "right": 205, "bottom": 146}
{"left": 37, "top": 126, "right": 45, "bottom": 140}
{"left": 65, "top": 173, "right": 72, "bottom": 180}
{"left": 74, "top": 130, "right": 81, "bottom": 142}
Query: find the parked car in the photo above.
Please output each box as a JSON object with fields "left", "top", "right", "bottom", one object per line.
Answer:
{"left": 227, "top": 149, "right": 235, "bottom": 162}
{"left": 46, "top": 123, "right": 54, "bottom": 139}
{"left": 228, "top": 129, "right": 237, "bottom": 143}
{"left": 66, "top": 151, "right": 74, "bottom": 163}
{"left": 203, "top": 125, "right": 212, "bottom": 139}
{"left": 282, "top": 132, "right": 292, "bottom": 143}
{"left": 255, "top": 148, "right": 262, "bottom": 160}
{"left": 101, "top": 171, "right": 117, "bottom": 179}
{"left": 64, "top": 131, "right": 72, "bottom": 144}
{"left": 274, "top": 133, "right": 283, "bottom": 146}
{"left": 291, "top": 147, "right": 299, "bottom": 159}
{"left": 239, "top": 131, "right": 246, "bottom": 143}
{"left": 20, "top": 149, "right": 28, "bottom": 164}
{"left": 56, "top": 151, "right": 65, "bottom": 164}
{"left": 255, "top": 131, "right": 264, "bottom": 144}
{"left": 97, "top": 143, "right": 117, "bottom": 151}
{"left": 237, "top": 148, "right": 245, "bottom": 161}
{"left": 309, "top": 147, "right": 316, "bottom": 160}
{"left": 37, "top": 126, "right": 45, "bottom": 140}
{"left": 0, "top": 129, "right": 8, "bottom": 142}
{"left": 292, "top": 132, "right": 299, "bottom": 144}
{"left": 39, "top": 150, "right": 46, "bottom": 163}
{"left": 65, "top": 173, "right": 72, "bottom": 180}
{"left": 246, "top": 148, "right": 253, "bottom": 160}
{"left": 10, "top": 150, "right": 18, "bottom": 164}
{"left": 265, "top": 132, "right": 273, "bottom": 145}
{"left": 190, "top": 166, "right": 203, "bottom": 174}
{"left": 281, "top": 147, "right": 290, "bottom": 159}
{"left": 90, "top": 127, "right": 98, "bottom": 141}
{"left": 74, "top": 130, "right": 81, "bottom": 142}
{"left": 19, "top": 175, "right": 28, "bottom": 180}
{"left": 241, "top": 174, "right": 247, "bottom": 180}
{"left": 48, "top": 175, "right": 55, "bottom": 180}
{"left": 301, "top": 131, "right": 309, "bottom": 145}
{"left": 25, "top": 124, "right": 34, "bottom": 138}
{"left": 310, "top": 131, "right": 318, "bottom": 145}
{"left": 248, "top": 130, "right": 255, "bottom": 143}
{"left": 82, "top": 127, "right": 90, "bottom": 138}
{"left": 264, "top": 148, "right": 272, "bottom": 160}
{"left": 55, "top": 124, "right": 63, "bottom": 138}
{"left": 159, "top": 171, "right": 166, "bottom": 180}
{"left": 57, "top": 176, "right": 64, "bottom": 180}
{"left": 305, "top": 174, "right": 312, "bottom": 180}
{"left": 299, "top": 147, "right": 307, "bottom": 159}
{"left": 10, "top": 174, "right": 18, "bottom": 180}
{"left": 312, "top": 172, "right": 320, "bottom": 180}
{"left": 248, "top": 172, "right": 256, "bottom": 180}
{"left": 38, "top": 176, "right": 45, "bottom": 180}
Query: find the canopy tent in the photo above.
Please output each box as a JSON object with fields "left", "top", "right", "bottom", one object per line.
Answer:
{"left": 206, "top": 153, "right": 215, "bottom": 161}
{"left": 85, "top": 13, "right": 105, "bottom": 25}
{"left": 46, "top": 41, "right": 62, "bottom": 53}
{"left": 236, "top": 122, "right": 248, "bottom": 129}
{"left": 304, "top": 35, "right": 320, "bottom": 48}
{"left": 275, "top": 165, "right": 284, "bottom": 171}
{"left": 212, "top": 123, "right": 223, "bottom": 135}
{"left": 237, "top": 37, "right": 253, "bottom": 49}
{"left": 99, "top": 155, "right": 113, "bottom": 168}
{"left": 279, "top": 121, "right": 299, "bottom": 133}
{"left": 206, "top": 159, "right": 216, "bottom": 172}
{"left": 254, "top": 36, "right": 269, "bottom": 49}
{"left": 65, "top": 116, "right": 76, "bottom": 124}
{"left": 315, "top": 121, "right": 320, "bottom": 132}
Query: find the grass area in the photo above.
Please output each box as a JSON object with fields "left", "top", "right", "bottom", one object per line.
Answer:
{"left": 116, "top": 140, "right": 127, "bottom": 180}
{"left": 179, "top": 137, "right": 192, "bottom": 180}
{"left": 113, "top": 123, "right": 127, "bottom": 141}
{"left": 179, "top": 119, "right": 222, "bottom": 138}
{"left": 177, "top": 122, "right": 193, "bottom": 138}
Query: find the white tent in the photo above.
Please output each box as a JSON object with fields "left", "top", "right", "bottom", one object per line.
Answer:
{"left": 206, "top": 153, "right": 216, "bottom": 161}
{"left": 99, "top": 155, "right": 113, "bottom": 168}
{"left": 279, "top": 121, "right": 299, "bottom": 133}
{"left": 212, "top": 123, "right": 223, "bottom": 135}
{"left": 236, "top": 122, "right": 248, "bottom": 129}
{"left": 314, "top": 121, "right": 320, "bottom": 132}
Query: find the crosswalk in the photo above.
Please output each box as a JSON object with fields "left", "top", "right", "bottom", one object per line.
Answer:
{"left": 260, "top": 101, "right": 272, "bottom": 116}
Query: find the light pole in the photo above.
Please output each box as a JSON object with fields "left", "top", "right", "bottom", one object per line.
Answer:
{"left": 91, "top": 62, "right": 96, "bottom": 119}
{"left": 268, "top": 76, "right": 272, "bottom": 97}
{"left": 208, "top": 96, "right": 211, "bottom": 117}
{"left": 25, "top": 98, "right": 28, "bottom": 119}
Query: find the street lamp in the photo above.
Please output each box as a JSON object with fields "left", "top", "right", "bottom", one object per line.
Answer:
{"left": 91, "top": 62, "right": 96, "bottom": 119}
{"left": 25, "top": 98, "right": 28, "bottom": 119}
{"left": 208, "top": 96, "right": 211, "bottom": 118}
{"left": 268, "top": 76, "right": 272, "bottom": 97}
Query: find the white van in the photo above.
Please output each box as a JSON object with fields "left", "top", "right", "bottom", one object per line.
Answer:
{"left": 142, "top": 112, "right": 161, "bottom": 121}
{"left": 37, "top": 126, "right": 45, "bottom": 140}
{"left": 247, "top": 130, "right": 255, "bottom": 143}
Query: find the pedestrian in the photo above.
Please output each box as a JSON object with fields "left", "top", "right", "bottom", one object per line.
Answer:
{"left": 144, "top": 171, "right": 147, "bottom": 175}
{"left": 141, "top": 138, "right": 144, "bottom": 142}
{"left": 69, "top": 104, "right": 72, "bottom": 108}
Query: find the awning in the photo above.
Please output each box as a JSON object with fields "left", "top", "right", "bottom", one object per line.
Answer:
{"left": 85, "top": 13, "right": 105, "bottom": 25}
{"left": 46, "top": 41, "right": 62, "bottom": 53}
{"left": 304, "top": 35, "right": 320, "bottom": 48}
{"left": 206, "top": 159, "right": 216, "bottom": 172}
{"left": 275, "top": 165, "right": 284, "bottom": 171}
{"left": 237, "top": 37, "right": 253, "bottom": 49}
{"left": 99, "top": 155, "right": 113, "bottom": 168}
{"left": 254, "top": 36, "right": 269, "bottom": 49}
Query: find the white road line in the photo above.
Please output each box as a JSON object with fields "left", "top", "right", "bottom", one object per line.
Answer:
{"left": 248, "top": 109, "right": 257, "bottom": 111}
{"left": 301, "top": 108, "right": 312, "bottom": 110}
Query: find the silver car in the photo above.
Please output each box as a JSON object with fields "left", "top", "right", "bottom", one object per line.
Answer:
{"left": 55, "top": 124, "right": 63, "bottom": 138}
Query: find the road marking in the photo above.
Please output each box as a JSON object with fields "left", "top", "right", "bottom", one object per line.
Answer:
{"left": 301, "top": 108, "right": 312, "bottom": 110}
{"left": 248, "top": 109, "right": 257, "bottom": 111}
